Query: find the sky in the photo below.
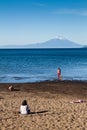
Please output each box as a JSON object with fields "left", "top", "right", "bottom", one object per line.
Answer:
{"left": 0, "top": 0, "right": 87, "bottom": 46}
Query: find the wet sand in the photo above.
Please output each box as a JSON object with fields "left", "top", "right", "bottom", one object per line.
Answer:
{"left": 0, "top": 80, "right": 87, "bottom": 130}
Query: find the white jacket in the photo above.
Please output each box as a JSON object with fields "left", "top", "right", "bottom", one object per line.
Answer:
{"left": 20, "top": 105, "right": 30, "bottom": 114}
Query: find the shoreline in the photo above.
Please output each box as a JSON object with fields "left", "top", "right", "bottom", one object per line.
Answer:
{"left": 0, "top": 80, "right": 87, "bottom": 97}
{"left": 1, "top": 78, "right": 87, "bottom": 83}
{"left": 1, "top": 75, "right": 87, "bottom": 83}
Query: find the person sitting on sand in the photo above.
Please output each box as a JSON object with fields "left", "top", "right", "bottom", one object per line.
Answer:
{"left": 8, "top": 85, "right": 14, "bottom": 91}
{"left": 20, "top": 100, "right": 30, "bottom": 114}
{"left": 70, "top": 99, "right": 87, "bottom": 103}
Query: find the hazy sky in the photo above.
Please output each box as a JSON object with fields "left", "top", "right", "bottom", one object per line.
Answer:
{"left": 0, "top": 0, "right": 87, "bottom": 45}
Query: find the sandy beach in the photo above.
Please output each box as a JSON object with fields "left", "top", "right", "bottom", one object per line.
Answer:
{"left": 0, "top": 80, "right": 87, "bottom": 130}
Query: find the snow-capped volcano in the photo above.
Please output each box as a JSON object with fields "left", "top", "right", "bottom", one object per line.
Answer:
{"left": 27, "top": 37, "right": 83, "bottom": 48}
{"left": 0, "top": 37, "right": 83, "bottom": 48}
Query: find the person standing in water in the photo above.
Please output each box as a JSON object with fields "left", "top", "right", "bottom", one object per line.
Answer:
{"left": 57, "top": 68, "right": 62, "bottom": 80}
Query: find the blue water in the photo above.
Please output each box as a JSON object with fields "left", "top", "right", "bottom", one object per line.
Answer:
{"left": 0, "top": 48, "right": 87, "bottom": 83}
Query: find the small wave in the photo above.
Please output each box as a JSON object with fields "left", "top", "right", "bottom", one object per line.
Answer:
{"left": 13, "top": 76, "right": 29, "bottom": 80}
{"left": 0, "top": 76, "right": 6, "bottom": 79}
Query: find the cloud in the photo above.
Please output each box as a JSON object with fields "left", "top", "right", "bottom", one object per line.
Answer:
{"left": 53, "top": 9, "right": 87, "bottom": 16}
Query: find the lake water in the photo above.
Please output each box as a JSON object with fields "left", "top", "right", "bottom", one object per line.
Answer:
{"left": 0, "top": 48, "right": 87, "bottom": 83}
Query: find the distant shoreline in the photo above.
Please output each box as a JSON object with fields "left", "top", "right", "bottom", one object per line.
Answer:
{"left": 0, "top": 47, "right": 85, "bottom": 49}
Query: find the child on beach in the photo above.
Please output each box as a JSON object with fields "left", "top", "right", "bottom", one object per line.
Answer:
{"left": 57, "top": 68, "right": 62, "bottom": 80}
{"left": 20, "top": 100, "right": 30, "bottom": 114}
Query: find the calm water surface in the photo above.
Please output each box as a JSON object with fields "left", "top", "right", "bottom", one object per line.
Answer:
{"left": 0, "top": 48, "right": 87, "bottom": 83}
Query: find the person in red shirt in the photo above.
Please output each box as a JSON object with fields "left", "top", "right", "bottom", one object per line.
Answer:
{"left": 57, "top": 68, "right": 62, "bottom": 80}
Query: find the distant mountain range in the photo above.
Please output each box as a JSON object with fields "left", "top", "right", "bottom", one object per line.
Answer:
{"left": 0, "top": 37, "right": 83, "bottom": 48}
